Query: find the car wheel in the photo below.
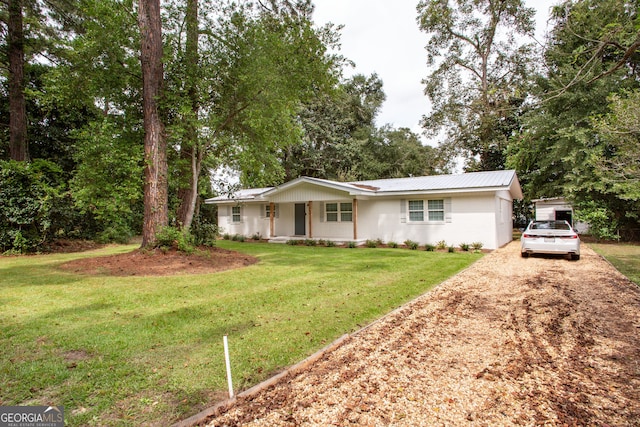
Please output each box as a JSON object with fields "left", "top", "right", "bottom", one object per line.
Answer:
{"left": 571, "top": 254, "right": 580, "bottom": 261}
{"left": 521, "top": 251, "right": 529, "bottom": 258}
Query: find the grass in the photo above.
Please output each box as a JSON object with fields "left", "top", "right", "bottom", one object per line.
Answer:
{"left": 589, "top": 242, "right": 640, "bottom": 285}
{"left": 0, "top": 241, "right": 482, "bottom": 426}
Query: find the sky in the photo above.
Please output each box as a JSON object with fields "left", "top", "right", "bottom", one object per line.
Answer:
{"left": 312, "top": 0, "right": 557, "bottom": 144}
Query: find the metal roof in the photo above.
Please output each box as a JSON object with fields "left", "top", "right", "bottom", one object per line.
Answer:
{"left": 353, "top": 170, "right": 519, "bottom": 193}
{"left": 205, "top": 170, "right": 521, "bottom": 203}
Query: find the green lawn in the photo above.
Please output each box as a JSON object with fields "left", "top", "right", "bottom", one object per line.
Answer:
{"left": 0, "top": 241, "right": 482, "bottom": 426}
{"left": 589, "top": 242, "right": 640, "bottom": 285}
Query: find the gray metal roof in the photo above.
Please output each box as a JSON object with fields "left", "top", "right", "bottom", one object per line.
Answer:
{"left": 353, "top": 170, "right": 519, "bottom": 193}
{"left": 205, "top": 170, "right": 521, "bottom": 203}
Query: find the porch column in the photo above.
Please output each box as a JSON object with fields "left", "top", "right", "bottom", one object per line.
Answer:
{"left": 269, "top": 202, "right": 275, "bottom": 237}
{"left": 308, "top": 201, "right": 313, "bottom": 238}
{"left": 353, "top": 198, "right": 358, "bottom": 240}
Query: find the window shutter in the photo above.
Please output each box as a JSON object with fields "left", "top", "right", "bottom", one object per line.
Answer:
{"left": 445, "top": 198, "right": 452, "bottom": 223}
{"left": 400, "top": 199, "right": 406, "bottom": 223}
{"left": 260, "top": 204, "right": 265, "bottom": 219}
{"left": 226, "top": 206, "right": 231, "bottom": 224}
{"left": 275, "top": 204, "right": 279, "bottom": 219}
{"left": 319, "top": 202, "right": 325, "bottom": 222}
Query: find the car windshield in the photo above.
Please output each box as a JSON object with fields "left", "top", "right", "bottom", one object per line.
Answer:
{"left": 529, "top": 221, "right": 571, "bottom": 230}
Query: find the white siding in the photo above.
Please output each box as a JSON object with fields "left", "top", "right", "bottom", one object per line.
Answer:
{"left": 217, "top": 203, "right": 269, "bottom": 238}
{"left": 269, "top": 183, "right": 350, "bottom": 203}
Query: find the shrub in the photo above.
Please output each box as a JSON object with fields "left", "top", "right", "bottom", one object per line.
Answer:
{"left": 346, "top": 241, "right": 357, "bottom": 248}
{"left": 251, "top": 233, "right": 262, "bottom": 241}
{"left": 435, "top": 240, "right": 447, "bottom": 250}
{"left": 365, "top": 239, "right": 378, "bottom": 248}
{"left": 304, "top": 239, "right": 317, "bottom": 246}
{"left": 317, "top": 239, "right": 327, "bottom": 246}
{"left": 404, "top": 240, "right": 419, "bottom": 250}
{"left": 471, "top": 242, "right": 483, "bottom": 251}
{"left": 448, "top": 246, "right": 455, "bottom": 253}
{"left": 388, "top": 241, "right": 398, "bottom": 248}
{"left": 191, "top": 218, "right": 217, "bottom": 247}
{"left": 424, "top": 243, "right": 435, "bottom": 252}
{"left": 223, "top": 233, "right": 231, "bottom": 240}
{"left": 155, "top": 226, "right": 195, "bottom": 254}
{"left": 286, "top": 239, "right": 302, "bottom": 245}
{"left": 0, "top": 160, "right": 70, "bottom": 253}
{"left": 232, "top": 234, "right": 245, "bottom": 242}
{"left": 326, "top": 240, "right": 336, "bottom": 247}
{"left": 459, "top": 243, "right": 470, "bottom": 251}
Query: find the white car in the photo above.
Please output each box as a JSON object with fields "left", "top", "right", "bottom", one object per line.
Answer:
{"left": 520, "top": 220, "right": 580, "bottom": 260}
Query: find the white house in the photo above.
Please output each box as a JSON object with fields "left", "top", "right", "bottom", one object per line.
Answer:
{"left": 205, "top": 170, "right": 523, "bottom": 250}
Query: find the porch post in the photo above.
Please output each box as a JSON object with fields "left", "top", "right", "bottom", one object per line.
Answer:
{"left": 353, "top": 198, "right": 358, "bottom": 240}
{"left": 269, "top": 202, "right": 275, "bottom": 237}
{"left": 308, "top": 201, "right": 313, "bottom": 238}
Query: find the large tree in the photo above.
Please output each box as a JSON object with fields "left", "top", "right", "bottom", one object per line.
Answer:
{"left": 6, "top": 0, "right": 28, "bottom": 160}
{"left": 507, "top": 0, "right": 640, "bottom": 238}
{"left": 138, "top": 0, "right": 168, "bottom": 247}
{"left": 417, "top": 0, "right": 535, "bottom": 171}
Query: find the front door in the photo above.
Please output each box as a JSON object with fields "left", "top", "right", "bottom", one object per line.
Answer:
{"left": 295, "top": 203, "right": 306, "bottom": 236}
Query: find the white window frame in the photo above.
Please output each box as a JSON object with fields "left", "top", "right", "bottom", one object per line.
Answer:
{"left": 231, "top": 206, "right": 242, "bottom": 223}
{"left": 407, "top": 199, "right": 446, "bottom": 223}
{"left": 325, "top": 202, "right": 353, "bottom": 222}
{"left": 427, "top": 199, "right": 445, "bottom": 222}
{"left": 408, "top": 200, "right": 424, "bottom": 222}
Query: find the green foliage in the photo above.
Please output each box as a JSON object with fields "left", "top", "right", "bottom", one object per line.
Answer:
{"left": 0, "top": 160, "right": 69, "bottom": 252}
{"left": 155, "top": 226, "right": 196, "bottom": 254}
{"left": 304, "top": 239, "right": 317, "bottom": 246}
{"left": 424, "top": 243, "right": 436, "bottom": 252}
{"left": 388, "top": 241, "right": 399, "bottom": 248}
{"left": 459, "top": 243, "right": 470, "bottom": 252}
{"left": 435, "top": 240, "right": 447, "bottom": 250}
{"left": 575, "top": 201, "right": 620, "bottom": 241}
{"left": 417, "top": 0, "right": 535, "bottom": 171}
{"left": 346, "top": 241, "right": 357, "bottom": 248}
{"left": 507, "top": 0, "right": 640, "bottom": 238}
{"left": 471, "top": 242, "right": 484, "bottom": 251}
{"left": 190, "top": 217, "right": 218, "bottom": 247}
{"left": 365, "top": 239, "right": 379, "bottom": 248}
{"left": 404, "top": 240, "right": 419, "bottom": 250}
{"left": 70, "top": 119, "right": 143, "bottom": 243}
{"left": 448, "top": 246, "right": 456, "bottom": 253}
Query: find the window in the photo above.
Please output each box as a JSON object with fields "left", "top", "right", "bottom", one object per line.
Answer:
{"left": 325, "top": 202, "right": 353, "bottom": 222}
{"left": 232, "top": 206, "right": 241, "bottom": 223}
{"left": 408, "top": 200, "right": 424, "bottom": 221}
{"left": 428, "top": 199, "right": 444, "bottom": 221}
{"left": 265, "top": 204, "right": 278, "bottom": 218}
{"left": 340, "top": 203, "right": 353, "bottom": 222}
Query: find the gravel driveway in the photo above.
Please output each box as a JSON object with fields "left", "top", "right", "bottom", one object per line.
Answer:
{"left": 202, "top": 242, "right": 640, "bottom": 426}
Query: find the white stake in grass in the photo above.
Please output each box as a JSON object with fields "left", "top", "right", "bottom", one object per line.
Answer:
{"left": 223, "top": 335, "right": 234, "bottom": 399}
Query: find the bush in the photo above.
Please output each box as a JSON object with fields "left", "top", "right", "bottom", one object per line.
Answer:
{"left": 346, "top": 241, "right": 357, "bottom": 248}
{"left": 304, "top": 239, "right": 317, "bottom": 246}
{"left": 459, "top": 243, "right": 470, "bottom": 252}
{"left": 365, "top": 239, "right": 379, "bottom": 248}
{"left": 326, "top": 240, "right": 336, "bottom": 247}
{"left": 155, "top": 226, "right": 195, "bottom": 254}
{"left": 0, "top": 160, "right": 69, "bottom": 253}
{"left": 404, "top": 240, "right": 419, "bottom": 250}
{"left": 286, "top": 239, "right": 302, "bottom": 245}
{"left": 424, "top": 243, "right": 435, "bottom": 252}
{"left": 435, "top": 240, "right": 447, "bottom": 250}
{"left": 388, "top": 241, "right": 398, "bottom": 248}
{"left": 471, "top": 242, "right": 483, "bottom": 251}
{"left": 191, "top": 218, "right": 217, "bottom": 247}
{"left": 448, "top": 246, "right": 455, "bottom": 253}
{"left": 251, "top": 233, "right": 262, "bottom": 241}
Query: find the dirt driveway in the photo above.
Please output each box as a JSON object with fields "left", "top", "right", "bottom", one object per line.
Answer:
{"left": 202, "top": 242, "right": 640, "bottom": 426}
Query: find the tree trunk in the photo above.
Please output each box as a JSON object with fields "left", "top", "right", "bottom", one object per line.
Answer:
{"left": 176, "top": 0, "right": 200, "bottom": 230}
{"left": 8, "top": 0, "right": 28, "bottom": 161}
{"left": 139, "top": 0, "right": 168, "bottom": 248}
